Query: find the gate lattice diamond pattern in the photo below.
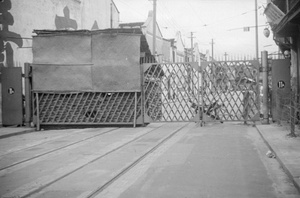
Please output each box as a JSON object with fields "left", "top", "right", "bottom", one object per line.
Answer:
{"left": 144, "top": 60, "right": 260, "bottom": 123}
{"left": 33, "top": 60, "right": 261, "bottom": 126}
{"left": 144, "top": 63, "right": 200, "bottom": 122}
{"left": 201, "top": 60, "right": 260, "bottom": 122}
{"left": 33, "top": 92, "right": 141, "bottom": 125}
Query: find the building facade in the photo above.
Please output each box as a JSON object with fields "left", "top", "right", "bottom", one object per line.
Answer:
{"left": 0, "top": 0, "right": 120, "bottom": 124}
{"left": 1, "top": 0, "right": 119, "bottom": 69}
{"left": 264, "top": 0, "right": 300, "bottom": 92}
{"left": 120, "top": 11, "right": 172, "bottom": 63}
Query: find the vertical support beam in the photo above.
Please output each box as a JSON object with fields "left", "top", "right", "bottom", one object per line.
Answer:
{"left": 198, "top": 64, "right": 201, "bottom": 125}
{"left": 256, "top": 59, "right": 261, "bottom": 120}
{"left": 243, "top": 91, "right": 250, "bottom": 124}
{"left": 262, "top": 51, "right": 269, "bottom": 124}
{"left": 200, "top": 65, "right": 205, "bottom": 126}
{"left": 35, "top": 92, "right": 41, "bottom": 130}
{"left": 133, "top": 92, "right": 137, "bottom": 128}
{"left": 289, "top": 36, "right": 298, "bottom": 137}
{"left": 295, "top": 37, "right": 299, "bottom": 133}
{"left": 140, "top": 64, "right": 145, "bottom": 126}
{"left": 24, "top": 63, "right": 32, "bottom": 127}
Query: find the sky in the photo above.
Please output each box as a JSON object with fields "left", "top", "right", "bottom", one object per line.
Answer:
{"left": 113, "top": 0, "right": 279, "bottom": 59}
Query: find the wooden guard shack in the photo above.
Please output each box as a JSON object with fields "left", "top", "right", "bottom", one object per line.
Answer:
{"left": 32, "top": 29, "right": 151, "bottom": 128}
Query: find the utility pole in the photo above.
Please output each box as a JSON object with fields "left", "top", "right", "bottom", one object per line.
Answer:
{"left": 224, "top": 52, "right": 228, "bottom": 61}
{"left": 152, "top": 0, "right": 157, "bottom": 56}
{"left": 210, "top": 39, "right": 215, "bottom": 60}
{"left": 189, "top": 32, "right": 195, "bottom": 62}
{"left": 255, "top": 0, "right": 259, "bottom": 60}
{"left": 110, "top": 2, "right": 113, "bottom": 28}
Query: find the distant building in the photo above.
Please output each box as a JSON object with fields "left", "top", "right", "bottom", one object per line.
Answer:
{"left": 193, "top": 43, "right": 207, "bottom": 64}
{"left": 120, "top": 11, "right": 171, "bottom": 63}
{"left": 173, "top": 31, "right": 186, "bottom": 62}
{"left": 119, "top": 12, "right": 207, "bottom": 65}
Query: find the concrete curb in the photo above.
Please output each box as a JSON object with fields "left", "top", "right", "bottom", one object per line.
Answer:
{"left": 0, "top": 128, "right": 37, "bottom": 139}
{"left": 255, "top": 125, "right": 300, "bottom": 194}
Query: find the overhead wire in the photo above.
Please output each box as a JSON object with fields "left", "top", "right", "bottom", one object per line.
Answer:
{"left": 114, "top": 0, "right": 271, "bottom": 57}
{"left": 155, "top": 2, "right": 179, "bottom": 33}
{"left": 115, "top": 0, "right": 150, "bottom": 22}
{"left": 185, "top": 1, "right": 216, "bottom": 41}
{"left": 156, "top": 0, "right": 185, "bottom": 35}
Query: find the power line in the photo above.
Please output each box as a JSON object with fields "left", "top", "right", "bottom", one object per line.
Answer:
{"left": 157, "top": 0, "right": 185, "bottom": 34}
{"left": 114, "top": 0, "right": 150, "bottom": 22}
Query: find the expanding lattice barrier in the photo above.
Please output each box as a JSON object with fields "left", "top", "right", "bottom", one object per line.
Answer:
{"left": 33, "top": 91, "right": 142, "bottom": 126}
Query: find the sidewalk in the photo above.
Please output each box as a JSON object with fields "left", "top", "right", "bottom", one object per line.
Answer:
{"left": 256, "top": 124, "right": 300, "bottom": 193}
{"left": 0, "top": 126, "right": 36, "bottom": 139}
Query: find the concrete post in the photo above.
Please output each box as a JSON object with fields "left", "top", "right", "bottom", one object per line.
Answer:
{"left": 262, "top": 51, "right": 269, "bottom": 124}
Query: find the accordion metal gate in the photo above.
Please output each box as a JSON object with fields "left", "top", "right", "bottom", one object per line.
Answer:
{"left": 143, "top": 62, "right": 200, "bottom": 122}
{"left": 33, "top": 91, "right": 142, "bottom": 127}
{"left": 200, "top": 60, "right": 260, "bottom": 124}
{"left": 32, "top": 60, "right": 260, "bottom": 127}
{"left": 143, "top": 60, "right": 260, "bottom": 123}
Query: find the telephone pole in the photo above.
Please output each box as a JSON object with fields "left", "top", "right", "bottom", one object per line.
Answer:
{"left": 189, "top": 32, "right": 195, "bottom": 62}
{"left": 210, "top": 39, "right": 215, "bottom": 60}
{"left": 255, "top": 0, "right": 259, "bottom": 60}
{"left": 152, "top": 0, "right": 157, "bottom": 56}
{"left": 110, "top": 2, "right": 113, "bottom": 28}
{"left": 224, "top": 52, "right": 228, "bottom": 61}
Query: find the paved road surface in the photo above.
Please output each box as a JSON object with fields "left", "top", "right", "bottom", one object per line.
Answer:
{"left": 0, "top": 122, "right": 299, "bottom": 198}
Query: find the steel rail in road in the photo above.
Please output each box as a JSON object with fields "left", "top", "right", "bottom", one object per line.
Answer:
{"left": 1, "top": 124, "right": 170, "bottom": 198}
{"left": 84, "top": 123, "right": 190, "bottom": 198}
{"left": 0, "top": 128, "right": 118, "bottom": 171}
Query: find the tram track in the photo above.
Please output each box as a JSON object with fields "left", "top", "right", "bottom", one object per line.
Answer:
{"left": 1, "top": 124, "right": 170, "bottom": 198}
{"left": 85, "top": 123, "right": 192, "bottom": 198}
{"left": 0, "top": 128, "right": 118, "bottom": 171}
{"left": 0, "top": 128, "right": 99, "bottom": 157}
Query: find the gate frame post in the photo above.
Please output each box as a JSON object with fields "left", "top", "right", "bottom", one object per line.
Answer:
{"left": 200, "top": 63, "right": 204, "bottom": 126}
{"left": 133, "top": 92, "right": 137, "bottom": 128}
{"left": 24, "top": 63, "right": 32, "bottom": 127}
{"left": 35, "top": 92, "right": 41, "bottom": 131}
{"left": 140, "top": 63, "right": 145, "bottom": 126}
{"left": 262, "top": 51, "right": 270, "bottom": 124}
